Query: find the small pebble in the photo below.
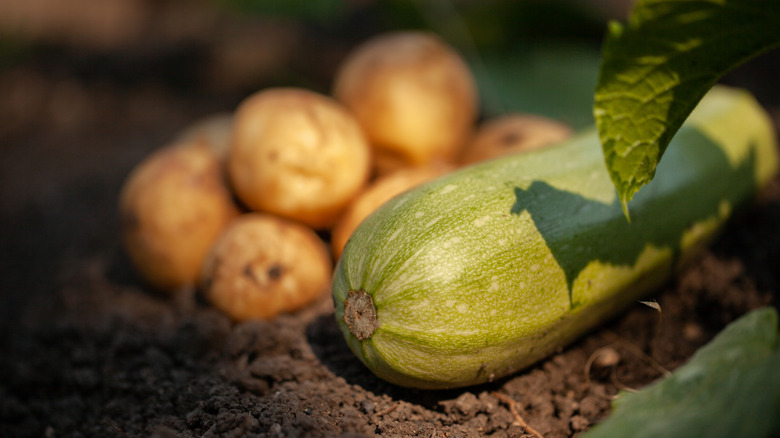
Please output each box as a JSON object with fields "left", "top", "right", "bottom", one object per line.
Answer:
{"left": 683, "top": 322, "right": 703, "bottom": 341}
{"left": 592, "top": 347, "right": 621, "bottom": 368}
{"left": 570, "top": 415, "right": 590, "bottom": 431}
{"left": 360, "top": 400, "right": 376, "bottom": 414}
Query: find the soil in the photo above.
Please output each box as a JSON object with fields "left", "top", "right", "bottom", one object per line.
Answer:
{"left": 1, "top": 2, "right": 779, "bottom": 437}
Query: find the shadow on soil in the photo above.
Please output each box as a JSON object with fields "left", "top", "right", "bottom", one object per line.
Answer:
{"left": 305, "top": 312, "right": 507, "bottom": 409}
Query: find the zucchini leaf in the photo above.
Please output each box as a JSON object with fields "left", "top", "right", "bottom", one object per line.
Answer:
{"left": 593, "top": 0, "right": 780, "bottom": 217}
{"left": 584, "top": 307, "right": 780, "bottom": 438}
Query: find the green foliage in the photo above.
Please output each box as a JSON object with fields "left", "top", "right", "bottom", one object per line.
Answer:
{"left": 584, "top": 307, "right": 780, "bottom": 438}
{"left": 593, "top": 0, "right": 780, "bottom": 217}
{"left": 474, "top": 42, "right": 601, "bottom": 130}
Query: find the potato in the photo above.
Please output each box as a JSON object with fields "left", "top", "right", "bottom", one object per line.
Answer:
{"left": 201, "top": 213, "right": 333, "bottom": 321}
{"left": 330, "top": 163, "right": 454, "bottom": 259}
{"left": 332, "top": 31, "right": 478, "bottom": 175}
{"left": 228, "top": 87, "right": 371, "bottom": 229}
{"left": 459, "top": 114, "right": 573, "bottom": 165}
{"left": 119, "top": 141, "right": 239, "bottom": 292}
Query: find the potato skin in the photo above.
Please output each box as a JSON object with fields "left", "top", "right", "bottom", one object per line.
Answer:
{"left": 119, "top": 141, "right": 238, "bottom": 292}
{"left": 228, "top": 87, "right": 371, "bottom": 229}
{"left": 333, "top": 31, "right": 478, "bottom": 174}
{"left": 201, "top": 214, "right": 333, "bottom": 321}
{"left": 459, "top": 114, "right": 573, "bottom": 165}
{"left": 331, "top": 164, "right": 454, "bottom": 259}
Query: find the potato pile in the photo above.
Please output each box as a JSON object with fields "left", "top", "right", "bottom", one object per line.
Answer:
{"left": 118, "top": 30, "right": 572, "bottom": 321}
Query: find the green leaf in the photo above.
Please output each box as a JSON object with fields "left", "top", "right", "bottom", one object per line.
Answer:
{"left": 593, "top": 0, "right": 780, "bottom": 217}
{"left": 583, "top": 307, "right": 780, "bottom": 438}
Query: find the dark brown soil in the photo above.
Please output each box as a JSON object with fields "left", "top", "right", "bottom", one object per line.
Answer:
{"left": 1, "top": 2, "right": 779, "bottom": 437}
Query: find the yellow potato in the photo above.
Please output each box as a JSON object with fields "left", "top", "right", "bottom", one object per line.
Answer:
{"left": 201, "top": 213, "right": 333, "bottom": 321}
{"left": 119, "top": 141, "right": 239, "bottom": 293}
{"left": 333, "top": 31, "right": 478, "bottom": 175}
{"left": 228, "top": 87, "right": 371, "bottom": 229}
{"left": 459, "top": 114, "right": 573, "bottom": 165}
{"left": 331, "top": 163, "right": 454, "bottom": 259}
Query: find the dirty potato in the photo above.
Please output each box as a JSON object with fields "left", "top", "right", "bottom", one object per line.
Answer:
{"left": 330, "top": 163, "right": 454, "bottom": 259}
{"left": 201, "top": 214, "right": 333, "bottom": 321}
{"left": 119, "top": 141, "right": 238, "bottom": 293}
{"left": 228, "top": 87, "right": 371, "bottom": 229}
{"left": 332, "top": 31, "right": 478, "bottom": 175}
{"left": 459, "top": 114, "right": 573, "bottom": 165}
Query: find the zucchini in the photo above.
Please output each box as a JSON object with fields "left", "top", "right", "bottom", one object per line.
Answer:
{"left": 332, "top": 86, "right": 779, "bottom": 389}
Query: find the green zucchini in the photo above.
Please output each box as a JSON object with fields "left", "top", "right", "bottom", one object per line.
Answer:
{"left": 332, "top": 86, "right": 779, "bottom": 389}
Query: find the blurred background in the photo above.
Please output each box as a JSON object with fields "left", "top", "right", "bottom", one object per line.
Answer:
{"left": 0, "top": 0, "right": 778, "bottom": 328}
{"left": 0, "top": 0, "right": 632, "bottom": 130}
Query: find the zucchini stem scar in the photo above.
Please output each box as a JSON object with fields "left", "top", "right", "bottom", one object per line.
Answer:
{"left": 344, "top": 289, "right": 379, "bottom": 340}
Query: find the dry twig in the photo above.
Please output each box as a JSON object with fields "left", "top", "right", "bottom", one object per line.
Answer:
{"left": 584, "top": 347, "right": 623, "bottom": 400}
{"left": 102, "top": 419, "right": 129, "bottom": 436}
{"left": 375, "top": 402, "right": 400, "bottom": 416}
{"left": 604, "top": 330, "right": 671, "bottom": 378}
{"left": 492, "top": 392, "right": 544, "bottom": 438}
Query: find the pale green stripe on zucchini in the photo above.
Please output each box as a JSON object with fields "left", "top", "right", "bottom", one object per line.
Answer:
{"left": 333, "top": 86, "right": 779, "bottom": 389}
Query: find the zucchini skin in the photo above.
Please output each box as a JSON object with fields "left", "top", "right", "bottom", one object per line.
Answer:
{"left": 333, "top": 86, "right": 779, "bottom": 389}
